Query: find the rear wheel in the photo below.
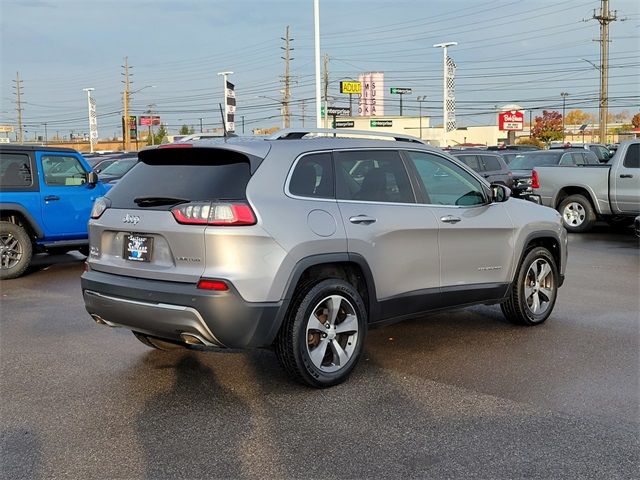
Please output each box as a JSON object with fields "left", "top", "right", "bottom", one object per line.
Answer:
{"left": 558, "top": 194, "right": 595, "bottom": 233}
{"left": 501, "top": 247, "right": 559, "bottom": 326}
{"left": 0, "top": 221, "right": 32, "bottom": 280}
{"left": 275, "top": 279, "right": 367, "bottom": 388}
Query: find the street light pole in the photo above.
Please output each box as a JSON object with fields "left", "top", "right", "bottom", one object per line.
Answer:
{"left": 314, "top": 0, "right": 322, "bottom": 128}
{"left": 561, "top": 92, "right": 569, "bottom": 142}
{"left": 433, "top": 42, "right": 457, "bottom": 147}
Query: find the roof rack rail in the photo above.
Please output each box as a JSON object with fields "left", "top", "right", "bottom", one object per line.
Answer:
{"left": 267, "top": 128, "right": 427, "bottom": 145}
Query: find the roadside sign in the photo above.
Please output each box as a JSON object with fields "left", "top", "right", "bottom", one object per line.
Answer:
{"left": 334, "top": 120, "right": 354, "bottom": 128}
{"left": 322, "top": 106, "right": 350, "bottom": 117}
{"left": 140, "top": 115, "right": 161, "bottom": 126}
{"left": 370, "top": 119, "right": 392, "bottom": 128}
{"left": 498, "top": 111, "right": 524, "bottom": 131}
{"left": 340, "top": 81, "right": 362, "bottom": 95}
{"left": 0, "top": 125, "right": 14, "bottom": 133}
{"left": 390, "top": 87, "right": 412, "bottom": 95}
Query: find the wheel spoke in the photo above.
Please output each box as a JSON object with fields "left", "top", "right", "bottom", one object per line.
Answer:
{"left": 308, "top": 337, "right": 329, "bottom": 367}
{"left": 306, "top": 314, "right": 328, "bottom": 334}
{"left": 335, "top": 314, "right": 358, "bottom": 334}
{"left": 524, "top": 284, "right": 534, "bottom": 300}
{"left": 330, "top": 339, "right": 349, "bottom": 366}
{"left": 539, "top": 287, "right": 554, "bottom": 302}
{"left": 327, "top": 295, "right": 342, "bottom": 326}
{"left": 538, "top": 263, "right": 551, "bottom": 283}
{"left": 531, "top": 292, "right": 541, "bottom": 313}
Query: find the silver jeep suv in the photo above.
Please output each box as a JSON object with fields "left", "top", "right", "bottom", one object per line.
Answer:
{"left": 81, "top": 129, "right": 567, "bottom": 387}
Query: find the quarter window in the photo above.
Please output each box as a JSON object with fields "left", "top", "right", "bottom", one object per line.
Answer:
{"left": 407, "top": 151, "right": 487, "bottom": 206}
{"left": 481, "top": 155, "right": 501, "bottom": 171}
{"left": 0, "top": 153, "right": 32, "bottom": 187}
{"left": 457, "top": 155, "right": 481, "bottom": 171}
{"left": 335, "top": 150, "right": 414, "bottom": 203}
{"left": 289, "top": 152, "right": 334, "bottom": 198}
{"left": 42, "top": 155, "right": 87, "bottom": 186}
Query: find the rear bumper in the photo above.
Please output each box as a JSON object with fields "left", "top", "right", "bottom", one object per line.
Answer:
{"left": 81, "top": 270, "right": 283, "bottom": 348}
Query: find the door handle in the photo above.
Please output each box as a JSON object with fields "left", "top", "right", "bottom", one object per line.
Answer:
{"left": 44, "top": 195, "right": 60, "bottom": 201}
{"left": 349, "top": 215, "right": 377, "bottom": 225}
{"left": 440, "top": 215, "right": 461, "bottom": 224}
{"left": 619, "top": 174, "right": 633, "bottom": 178}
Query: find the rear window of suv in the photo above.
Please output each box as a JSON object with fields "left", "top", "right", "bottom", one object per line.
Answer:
{"left": 106, "top": 148, "right": 252, "bottom": 209}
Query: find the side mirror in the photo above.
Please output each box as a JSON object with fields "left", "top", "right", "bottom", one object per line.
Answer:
{"left": 491, "top": 183, "right": 511, "bottom": 203}
{"left": 87, "top": 171, "right": 98, "bottom": 186}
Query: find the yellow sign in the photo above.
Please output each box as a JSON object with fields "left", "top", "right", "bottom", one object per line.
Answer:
{"left": 0, "top": 125, "right": 14, "bottom": 133}
{"left": 340, "top": 81, "right": 362, "bottom": 95}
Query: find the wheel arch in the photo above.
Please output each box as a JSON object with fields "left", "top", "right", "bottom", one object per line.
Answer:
{"left": 0, "top": 203, "right": 43, "bottom": 239}
{"left": 554, "top": 187, "right": 597, "bottom": 212}
{"left": 515, "top": 232, "right": 564, "bottom": 286}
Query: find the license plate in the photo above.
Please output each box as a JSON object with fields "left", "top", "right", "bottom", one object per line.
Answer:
{"left": 123, "top": 235, "right": 153, "bottom": 262}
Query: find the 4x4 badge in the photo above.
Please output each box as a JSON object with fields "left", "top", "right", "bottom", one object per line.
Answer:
{"left": 123, "top": 214, "right": 140, "bottom": 225}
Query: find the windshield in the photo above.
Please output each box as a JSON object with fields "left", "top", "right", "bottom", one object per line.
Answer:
{"left": 101, "top": 159, "right": 137, "bottom": 176}
{"left": 509, "top": 152, "right": 561, "bottom": 170}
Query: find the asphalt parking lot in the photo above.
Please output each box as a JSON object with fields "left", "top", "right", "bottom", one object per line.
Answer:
{"left": 1, "top": 226, "right": 638, "bottom": 479}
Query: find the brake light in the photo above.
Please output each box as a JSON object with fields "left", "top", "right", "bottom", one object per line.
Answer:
{"left": 531, "top": 170, "right": 540, "bottom": 189}
{"left": 90, "top": 197, "right": 111, "bottom": 219}
{"left": 197, "top": 279, "right": 229, "bottom": 291}
{"left": 171, "top": 202, "right": 256, "bottom": 226}
{"left": 158, "top": 143, "right": 193, "bottom": 148}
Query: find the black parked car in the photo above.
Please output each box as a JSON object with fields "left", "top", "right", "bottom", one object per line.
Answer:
{"left": 450, "top": 151, "right": 513, "bottom": 188}
{"left": 508, "top": 149, "right": 599, "bottom": 199}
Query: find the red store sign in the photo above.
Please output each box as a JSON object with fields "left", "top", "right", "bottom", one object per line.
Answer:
{"left": 498, "top": 110, "right": 524, "bottom": 131}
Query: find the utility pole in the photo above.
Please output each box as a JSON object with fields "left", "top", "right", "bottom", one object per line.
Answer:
{"left": 561, "top": 92, "right": 569, "bottom": 142}
{"left": 43, "top": 123, "right": 48, "bottom": 145}
{"left": 301, "top": 99, "right": 306, "bottom": 127}
{"left": 593, "top": 0, "right": 617, "bottom": 144}
{"left": 13, "top": 72, "right": 24, "bottom": 143}
{"left": 121, "top": 57, "right": 132, "bottom": 151}
{"left": 281, "top": 25, "right": 294, "bottom": 129}
{"left": 323, "top": 53, "right": 329, "bottom": 129}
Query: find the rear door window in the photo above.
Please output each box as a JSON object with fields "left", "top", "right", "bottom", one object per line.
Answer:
{"left": 457, "top": 155, "right": 481, "bottom": 171}
{"left": 335, "top": 150, "right": 415, "bottom": 203}
{"left": 107, "top": 148, "right": 252, "bottom": 209}
{"left": 0, "top": 153, "right": 32, "bottom": 187}
{"left": 481, "top": 155, "right": 501, "bottom": 172}
{"left": 623, "top": 144, "right": 639, "bottom": 168}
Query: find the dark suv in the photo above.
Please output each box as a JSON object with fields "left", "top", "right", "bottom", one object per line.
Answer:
{"left": 449, "top": 151, "right": 513, "bottom": 188}
{"left": 81, "top": 129, "right": 567, "bottom": 387}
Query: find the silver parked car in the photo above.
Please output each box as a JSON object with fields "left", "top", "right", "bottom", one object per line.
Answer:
{"left": 82, "top": 129, "right": 567, "bottom": 387}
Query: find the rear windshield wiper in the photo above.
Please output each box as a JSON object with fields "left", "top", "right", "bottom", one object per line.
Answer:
{"left": 133, "top": 196, "right": 189, "bottom": 207}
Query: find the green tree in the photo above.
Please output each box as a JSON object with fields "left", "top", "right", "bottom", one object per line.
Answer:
{"left": 147, "top": 123, "right": 168, "bottom": 145}
{"left": 531, "top": 110, "right": 563, "bottom": 144}
{"left": 179, "top": 124, "right": 190, "bottom": 135}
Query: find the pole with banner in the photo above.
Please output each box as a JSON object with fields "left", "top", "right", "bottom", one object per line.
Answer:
{"left": 218, "top": 71, "right": 235, "bottom": 134}
{"left": 83, "top": 88, "right": 97, "bottom": 153}
{"left": 434, "top": 42, "right": 457, "bottom": 147}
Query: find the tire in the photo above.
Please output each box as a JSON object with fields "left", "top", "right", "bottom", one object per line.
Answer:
{"left": 0, "top": 221, "right": 33, "bottom": 280}
{"left": 275, "top": 278, "right": 367, "bottom": 388}
{"left": 558, "top": 194, "right": 596, "bottom": 233}
{"left": 132, "top": 331, "right": 184, "bottom": 350}
{"left": 501, "top": 247, "right": 559, "bottom": 326}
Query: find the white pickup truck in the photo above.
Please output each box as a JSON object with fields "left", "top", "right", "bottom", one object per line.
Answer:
{"left": 532, "top": 139, "right": 639, "bottom": 233}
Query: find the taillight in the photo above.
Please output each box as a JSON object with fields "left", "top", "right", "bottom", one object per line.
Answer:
{"left": 197, "top": 279, "right": 229, "bottom": 291}
{"left": 90, "top": 197, "right": 111, "bottom": 219}
{"left": 171, "top": 202, "right": 256, "bottom": 226}
{"left": 531, "top": 170, "right": 540, "bottom": 189}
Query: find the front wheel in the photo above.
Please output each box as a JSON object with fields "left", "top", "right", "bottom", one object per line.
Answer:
{"left": 558, "top": 194, "right": 595, "bottom": 233}
{"left": 275, "top": 279, "right": 367, "bottom": 388}
{"left": 501, "top": 247, "right": 559, "bottom": 326}
{"left": 0, "top": 221, "right": 33, "bottom": 280}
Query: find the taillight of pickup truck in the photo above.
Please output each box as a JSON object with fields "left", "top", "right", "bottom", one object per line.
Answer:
{"left": 531, "top": 170, "right": 540, "bottom": 189}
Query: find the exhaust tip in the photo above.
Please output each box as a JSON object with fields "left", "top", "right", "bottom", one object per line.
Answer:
{"left": 180, "top": 333, "right": 206, "bottom": 346}
{"left": 91, "top": 314, "right": 107, "bottom": 325}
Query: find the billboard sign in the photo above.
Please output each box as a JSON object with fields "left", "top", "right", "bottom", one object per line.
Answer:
{"left": 122, "top": 115, "right": 137, "bottom": 140}
{"left": 498, "top": 110, "right": 524, "bottom": 131}
{"left": 139, "top": 115, "right": 161, "bottom": 126}
{"left": 390, "top": 87, "right": 412, "bottom": 95}
{"left": 334, "top": 120, "right": 354, "bottom": 128}
{"left": 370, "top": 119, "right": 392, "bottom": 128}
{"left": 225, "top": 81, "right": 236, "bottom": 133}
{"left": 358, "top": 72, "right": 384, "bottom": 116}
{"left": 340, "top": 81, "right": 362, "bottom": 95}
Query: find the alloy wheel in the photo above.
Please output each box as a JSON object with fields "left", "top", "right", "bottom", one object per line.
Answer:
{"left": 0, "top": 233, "right": 22, "bottom": 270}
{"left": 563, "top": 202, "right": 585, "bottom": 227}
{"left": 523, "top": 258, "right": 555, "bottom": 316}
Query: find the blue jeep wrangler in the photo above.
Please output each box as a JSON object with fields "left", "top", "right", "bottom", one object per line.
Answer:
{"left": 0, "top": 145, "right": 107, "bottom": 279}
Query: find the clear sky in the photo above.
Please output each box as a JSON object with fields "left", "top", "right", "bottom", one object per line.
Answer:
{"left": 1, "top": 0, "right": 638, "bottom": 140}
